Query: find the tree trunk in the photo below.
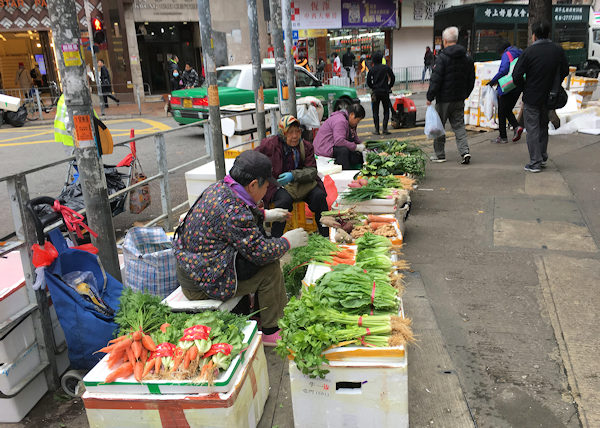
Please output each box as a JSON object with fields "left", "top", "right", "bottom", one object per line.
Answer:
{"left": 528, "top": 0, "right": 552, "bottom": 45}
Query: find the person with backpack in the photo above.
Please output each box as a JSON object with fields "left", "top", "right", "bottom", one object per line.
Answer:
{"left": 487, "top": 40, "right": 523, "bottom": 144}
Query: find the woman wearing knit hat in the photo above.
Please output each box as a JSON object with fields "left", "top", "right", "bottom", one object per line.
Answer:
{"left": 256, "top": 115, "right": 329, "bottom": 238}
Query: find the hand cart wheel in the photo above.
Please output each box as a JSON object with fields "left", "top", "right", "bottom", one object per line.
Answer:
{"left": 61, "top": 369, "right": 86, "bottom": 397}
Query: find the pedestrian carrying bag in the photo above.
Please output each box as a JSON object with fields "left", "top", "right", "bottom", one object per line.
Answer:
{"left": 424, "top": 105, "right": 445, "bottom": 138}
{"left": 122, "top": 227, "right": 178, "bottom": 298}
{"left": 129, "top": 158, "right": 151, "bottom": 214}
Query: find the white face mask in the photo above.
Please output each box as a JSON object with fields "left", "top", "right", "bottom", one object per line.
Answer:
{"left": 173, "top": 71, "right": 179, "bottom": 77}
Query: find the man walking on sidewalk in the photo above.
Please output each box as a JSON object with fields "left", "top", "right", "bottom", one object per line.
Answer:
{"left": 367, "top": 51, "right": 395, "bottom": 135}
{"left": 513, "top": 21, "right": 569, "bottom": 173}
{"left": 98, "top": 59, "right": 120, "bottom": 108}
{"left": 426, "top": 26, "right": 475, "bottom": 164}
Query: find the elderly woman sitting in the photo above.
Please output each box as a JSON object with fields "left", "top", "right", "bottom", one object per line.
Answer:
{"left": 256, "top": 115, "right": 329, "bottom": 238}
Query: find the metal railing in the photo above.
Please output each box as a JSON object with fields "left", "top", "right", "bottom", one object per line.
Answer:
{"left": 392, "top": 65, "right": 434, "bottom": 93}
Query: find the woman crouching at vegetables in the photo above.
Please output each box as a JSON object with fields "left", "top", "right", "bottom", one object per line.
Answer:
{"left": 313, "top": 103, "right": 366, "bottom": 170}
{"left": 174, "top": 151, "right": 309, "bottom": 346}
{"left": 257, "top": 115, "right": 329, "bottom": 238}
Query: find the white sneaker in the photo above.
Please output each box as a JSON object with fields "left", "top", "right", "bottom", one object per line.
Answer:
{"left": 430, "top": 155, "right": 447, "bottom": 163}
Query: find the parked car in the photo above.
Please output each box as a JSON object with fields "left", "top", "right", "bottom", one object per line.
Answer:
{"left": 169, "top": 64, "right": 360, "bottom": 125}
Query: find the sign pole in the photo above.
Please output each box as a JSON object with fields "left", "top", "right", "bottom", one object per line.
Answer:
{"left": 83, "top": 0, "right": 104, "bottom": 116}
{"left": 48, "top": 0, "right": 121, "bottom": 280}
{"left": 246, "top": 0, "right": 267, "bottom": 141}
{"left": 282, "top": 0, "right": 297, "bottom": 117}
{"left": 269, "top": 0, "right": 290, "bottom": 115}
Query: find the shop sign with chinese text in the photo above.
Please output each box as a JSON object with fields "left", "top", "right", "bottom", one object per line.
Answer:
{"left": 290, "top": 0, "right": 342, "bottom": 30}
{"left": 341, "top": 0, "right": 397, "bottom": 28}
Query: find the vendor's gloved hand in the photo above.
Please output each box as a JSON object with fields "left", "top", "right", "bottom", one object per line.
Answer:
{"left": 355, "top": 143, "right": 366, "bottom": 152}
{"left": 277, "top": 172, "right": 294, "bottom": 186}
{"left": 282, "top": 228, "right": 308, "bottom": 249}
{"left": 264, "top": 208, "right": 290, "bottom": 223}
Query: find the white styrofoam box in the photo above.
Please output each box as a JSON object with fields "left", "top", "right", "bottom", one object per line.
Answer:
{"left": 84, "top": 320, "right": 258, "bottom": 395}
{"left": 83, "top": 335, "right": 269, "bottom": 428}
{"left": 162, "top": 286, "right": 242, "bottom": 313}
{"left": 302, "top": 263, "right": 333, "bottom": 288}
{"left": 0, "top": 315, "right": 35, "bottom": 364}
{"left": 0, "top": 94, "right": 21, "bottom": 112}
{"left": 221, "top": 103, "right": 274, "bottom": 131}
{"left": 0, "top": 344, "right": 41, "bottom": 394}
{"left": 289, "top": 356, "right": 408, "bottom": 428}
{"left": 223, "top": 132, "right": 257, "bottom": 149}
{"left": 326, "top": 169, "right": 360, "bottom": 193}
{"left": 469, "top": 110, "right": 480, "bottom": 127}
{"left": 335, "top": 189, "right": 409, "bottom": 214}
{"left": 475, "top": 61, "right": 500, "bottom": 80}
{"left": 329, "top": 213, "right": 403, "bottom": 246}
{"left": 185, "top": 158, "right": 236, "bottom": 206}
{"left": 0, "top": 283, "right": 29, "bottom": 327}
{"left": 0, "top": 370, "right": 48, "bottom": 423}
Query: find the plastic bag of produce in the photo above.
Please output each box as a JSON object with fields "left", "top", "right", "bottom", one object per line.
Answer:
{"left": 424, "top": 105, "right": 445, "bottom": 138}
{"left": 482, "top": 85, "right": 497, "bottom": 120}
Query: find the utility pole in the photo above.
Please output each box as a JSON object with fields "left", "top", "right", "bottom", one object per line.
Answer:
{"left": 246, "top": 0, "right": 266, "bottom": 141}
{"left": 269, "top": 0, "right": 290, "bottom": 115}
{"left": 83, "top": 0, "right": 104, "bottom": 116}
{"left": 48, "top": 0, "right": 121, "bottom": 280}
{"left": 198, "top": 0, "right": 226, "bottom": 180}
{"left": 282, "top": 0, "right": 297, "bottom": 117}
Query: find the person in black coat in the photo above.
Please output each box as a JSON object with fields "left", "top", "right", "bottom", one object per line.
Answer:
{"left": 512, "top": 20, "right": 569, "bottom": 173}
{"left": 426, "top": 26, "right": 475, "bottom": 164}
{"left": 97, "top": 59, "right": 119, "bottom": 108}
{"left": 367, "top": 51, "right": 395, "bottom": 135}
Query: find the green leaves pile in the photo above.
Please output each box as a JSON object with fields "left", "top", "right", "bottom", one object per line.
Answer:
{"left": 361, "top": 140, "right": 427, "bottom": 177}
{"left": 276, "top": 233, "right": 413, "bottom": 378}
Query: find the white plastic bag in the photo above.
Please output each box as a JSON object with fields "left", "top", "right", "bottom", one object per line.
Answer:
{"left": 424, "top": 105, "right": 445, "bottom": 138}
{"left": 482, "top": 85, "right": 497, "bottom": 120}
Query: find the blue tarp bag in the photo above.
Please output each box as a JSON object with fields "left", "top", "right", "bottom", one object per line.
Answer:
{"left": 45, "top": 229, "right": 123, "bottom": 370}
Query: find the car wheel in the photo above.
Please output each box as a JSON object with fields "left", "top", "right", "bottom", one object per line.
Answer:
{"left": 334, "top": 97, "right": 352, "bottom": 112}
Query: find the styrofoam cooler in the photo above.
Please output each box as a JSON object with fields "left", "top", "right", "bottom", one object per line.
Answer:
{"left": 0, "top": 94, "right": 21, "bottom": 112}
{"left": 289, "top": 352, "right": 408, "bottom": 428}
{"left": 0, "top": 252, "right": 30, "bottom": 326}
{"left": 0, "top": 343, "right": 42, "bottom": 394}
{"left": 83, "top": 334, "right": 269, "bottom": 428}
{"left": 0, "top": 371, "right": 48, "bottom": 423}
{"left": 185, "top": 158, "right": 236, "bottom": 206}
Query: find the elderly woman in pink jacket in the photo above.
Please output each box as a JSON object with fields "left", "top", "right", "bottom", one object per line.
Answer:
{"left": 313, "top": 103, "right": 366, "bottom": 170}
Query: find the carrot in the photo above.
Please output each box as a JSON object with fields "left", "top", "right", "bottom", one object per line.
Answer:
{"left": 123, "top": 352, "right": 129, "bottom": 363}
{"left": 142, "top": 358, "right": 155, "bottom": 378}
{"left": 188, "top": 345, "right": 198, "bottom": 361}
{"left": 333, "top": 251, "right": 354, "bottom": 260}
{"left": 132, "top": 340, "right": 143, "bottom": 360}
{"left": 107, "top": 350, "right": 125, "bottom": 369}
{"left": 132, "top": 330, "right": 143, "bottom": 341}
{"left": 108, "top": 334, "right": 130, "bottom": 344}
{"left": 141, "top": 335, "right": 157, "bottom": 352}
{"left": 183, "top": 349, "right": 192, "bottom": 370}
{"left": 94, "top": 344, "right": 116, "bottom": 355}
{"left": 367, "top": 215, "right": 396, "bottom": 223}
{"left": 126, "top": 346, "right": 135, "bottom": 366}
{"left": 134, "top": 361, "right": 144, "bottom": 382}
{"left": 105, "top": 362, "right": 133, "bottom": 383}
{"left": 154, "top": 356, "right": 161, "bottom": 374}
{"left": 369, "top": 222, "right": 388, "bottom": 230}
{"left": 200, "top": 360, "right": 214, "bottom": 379}
{"left": 111, "top": 338, "right": 133, "bottom": 353}
{"left": 171, "top": 354, "right": 184, "bottom": 372}
{"left": 140, "top": 349, "right": 148, "bottom": 365}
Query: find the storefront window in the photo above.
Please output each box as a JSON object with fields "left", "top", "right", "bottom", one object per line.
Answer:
{"left": 328, "top": 29, "right": 386, "bottom": 61}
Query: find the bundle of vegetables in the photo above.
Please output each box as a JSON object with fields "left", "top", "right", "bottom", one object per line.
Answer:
{"left": 365, "top": 140, "right": 425, "bottom": 157}
{"left": 275, "top": 284, "right": 413, "bottom": 378}
{"left": 313, "top": 264, "right": 399, "bottom": 315}
{"left": 319, "top": 207, "right": 363, "bottom": 233}
{"left": 341, "top": 182, "right": 404, "bottom": 203}
{"left": 361, "top": 150, "right": 427, "bottom": 178}
{"left": 98, "top": 289, "right": 251, "bottom": 384}
{"left": 282, "top": 233, "right": 345, "bottom": 296}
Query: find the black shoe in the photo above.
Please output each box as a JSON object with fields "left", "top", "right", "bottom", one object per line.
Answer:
{"left": 461, "top": 153, "right": 471, "bottom": 164}
{"left": 524, "top": 164, "right": 541, "bottom": 173}
{"left": 382, "top": 129, "right": 391, "bottom": 135}
{"left": 374, "top": 129, "right": 380, "bottom": 135}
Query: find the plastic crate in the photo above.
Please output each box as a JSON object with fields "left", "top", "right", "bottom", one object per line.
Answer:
{"left": 283, "top": 202, "right": 318, "bottom": 234}
{"left": 224, "top": 142, "right": 256, "bottom": 159}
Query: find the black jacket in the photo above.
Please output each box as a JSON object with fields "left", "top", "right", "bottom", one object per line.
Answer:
{"left": 424, "top": 50, "right": 434, "bottom": 66}
{"left": 342, "top": 52, "right": 355, "bottom": 67}
{"left": 367, "top": 64, "right": 395, "bottom": 94}
{"left": 426, "top": 44, "right": 475, "bottom": 103}
{"left": 512, "top": 39, "right": 569, "bottom": 107}
{"left": 99, "top": 65, "right": 111, "bottom": 89}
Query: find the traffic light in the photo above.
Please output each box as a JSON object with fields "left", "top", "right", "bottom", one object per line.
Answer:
{"left": 92, "top": 17, "right": 106, "bottom": 45}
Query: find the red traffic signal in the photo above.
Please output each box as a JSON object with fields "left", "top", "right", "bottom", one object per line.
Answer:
{"left": 93, "top": 18, "right": 103, "bottom": 32}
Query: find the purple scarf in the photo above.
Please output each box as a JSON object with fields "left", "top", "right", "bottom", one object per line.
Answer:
{"left": 223, "top": 175, "right": 256, "bottom": 208}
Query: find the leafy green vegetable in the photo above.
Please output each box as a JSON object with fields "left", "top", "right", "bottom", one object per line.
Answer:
{"left": 115, "top": 287, "right": 172, "bottom": 336}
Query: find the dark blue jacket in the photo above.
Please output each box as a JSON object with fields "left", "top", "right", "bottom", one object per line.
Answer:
{"left": 489, "top": 46, "right": 522, "bottom": 96}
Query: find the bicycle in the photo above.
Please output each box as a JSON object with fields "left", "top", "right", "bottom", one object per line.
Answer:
{"left": 23, "top": 88, "right": 41, "bottom": 121}
{"left": 42, "top": 81, "right": 61, "bottom": 114}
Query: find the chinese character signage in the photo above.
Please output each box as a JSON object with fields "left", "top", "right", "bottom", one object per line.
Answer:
{"left": 341, "top": 0, "right": 397, "bottom": 28}
{"left": 554, "top": 6, "right": 588, "bottom": 23}
{"left": 290, "top": 0, "right": 342, "bottom": 30}
{"left": 401, "top": 0, "right": 458, "bottom": 27}
{"left": 475, "top": 5, "right": 529, "bottom": 23}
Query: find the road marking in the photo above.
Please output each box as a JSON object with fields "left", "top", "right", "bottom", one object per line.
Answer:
{"left": 0, "top": 118, "right": 171, "bottom": 147}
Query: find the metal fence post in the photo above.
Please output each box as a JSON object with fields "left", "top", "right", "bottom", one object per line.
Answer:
{"left": 269, "top": 0, "right": 290, "bottom": 115}
{"left": 270, "top": 109, "right": 277, "bottom": 135}
{"left": 136, "top": 85, "right": 142, "bottom": 115}
{"left": 154, "top": 133, "right": 173, "bottom": 232}
{"left": 203, "top": 122, "right": 213, "bottom": 158}
{"left": 282, "top": 0, "right": 297, "bottom": 118}
{"left": 34, "top": 87, "right": 43, "bottom": 120}
{"left": 7, "top": 174, "right": 60, "bottom": 390}
{"left": 405, "top": 67, "right": 409, "bottom": 91}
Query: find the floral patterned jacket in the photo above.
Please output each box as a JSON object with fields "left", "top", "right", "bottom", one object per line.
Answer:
{"left": 174, "top": 180, "right": 290, "bottom": 300}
